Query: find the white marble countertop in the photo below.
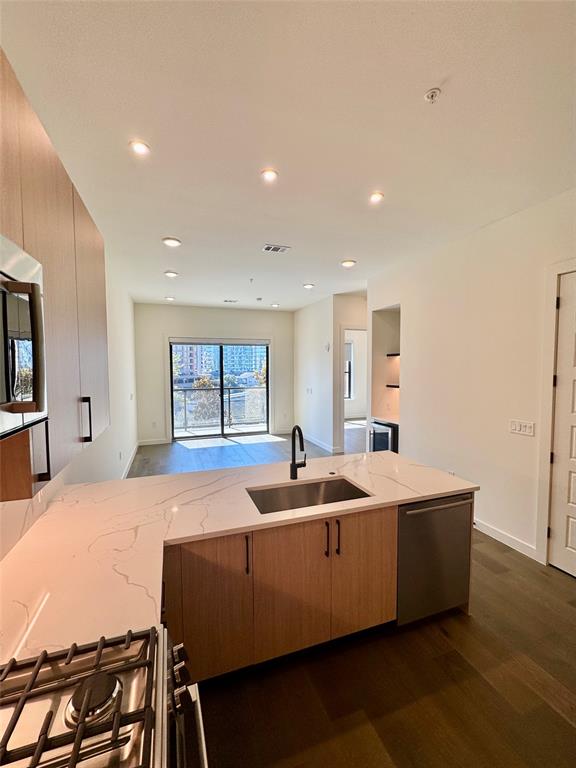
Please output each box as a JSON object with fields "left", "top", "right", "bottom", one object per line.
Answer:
{"left": 0, "top": 451, "right": 478, "bottom": 664}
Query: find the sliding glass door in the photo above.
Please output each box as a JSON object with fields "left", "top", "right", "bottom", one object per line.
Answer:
{"left": 170, "top": 342, "right": 269, "bottom": 439}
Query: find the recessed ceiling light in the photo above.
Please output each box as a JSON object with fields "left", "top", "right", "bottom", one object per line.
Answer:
{"left": 341, "top": 260, "right": 357, "bottom": 269}
{"left": 369, "top": 191, "right": 384, "bottom": 205}
{"left": 129, "top": 140, "right": 150, "bottom": 156}
{"left": 261, "top": 168, "right": 279, "bottom": 184}
{"left": 165, "top": 296, "right": 175, "bottom": 302}
{"left": 162, "top": 237, "right": 182, "bottom": 248}
{"left": 303, "top": 283, "right": 315, "bottom": 290}
{"left": 271, "top": 303, "right": 280, "bottom": 308}
{"left": 164, "top": 270, "right": 179, "bottom": 278}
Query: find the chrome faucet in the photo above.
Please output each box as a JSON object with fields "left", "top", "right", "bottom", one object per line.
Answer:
{"left": 290, "top": 425, "right": 307, "bottom": 480}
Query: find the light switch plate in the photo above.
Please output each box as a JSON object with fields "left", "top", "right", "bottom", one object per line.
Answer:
{"left": 510, "top": 419, "right": 535, "bottom": 436}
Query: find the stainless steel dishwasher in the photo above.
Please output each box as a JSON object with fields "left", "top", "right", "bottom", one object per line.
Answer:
{"left": 397, "top": 492, "right": 474, "bottom": 625}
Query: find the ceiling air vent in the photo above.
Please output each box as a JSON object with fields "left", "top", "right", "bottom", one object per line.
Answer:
{"left": 263, "top": 243, "right": 291, "bottom": 254}
{"left": 223, "top": 299, "right": 239, "bottom": 304}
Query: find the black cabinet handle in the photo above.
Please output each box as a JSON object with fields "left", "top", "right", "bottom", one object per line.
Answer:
{"left": 35, "top": 419, "right": 51, "bottom": 482}
{"left": 81, "top": 396, "right": 93, "bottom": 443}
{"left": 324, "top": 521, "right": 330, "bottom": 557}
{"left": 245, "top": 535, "right": 250, "bottom": 574}
{"left": 336, "top": 519, "right": 341, "bottom": 555}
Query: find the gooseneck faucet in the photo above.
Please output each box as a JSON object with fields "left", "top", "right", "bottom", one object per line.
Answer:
{"left": 290, "top": 425, "right": 307, "bottom": 480}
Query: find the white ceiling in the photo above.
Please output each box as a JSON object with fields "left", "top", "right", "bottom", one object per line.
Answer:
{"left": 2, "top": 1, "right": 575, "bottom": 310}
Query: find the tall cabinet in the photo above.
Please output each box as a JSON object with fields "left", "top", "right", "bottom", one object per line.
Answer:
{"left": 73, "top": 190, "right": 110, "bottom": 442}
{"left": 0, "top": 49, "right": 109, "bottom": 486}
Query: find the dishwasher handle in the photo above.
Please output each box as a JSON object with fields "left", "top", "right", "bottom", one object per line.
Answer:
{"left": 400, "top": 493, "right": 473, "bottom": 516}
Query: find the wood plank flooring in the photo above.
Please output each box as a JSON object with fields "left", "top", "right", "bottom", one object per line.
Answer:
{"left": 128, "top": 424, "right": 367, "bottom": 478}
{"left": 199, "top": 530, "right": 576, "bottom": 768}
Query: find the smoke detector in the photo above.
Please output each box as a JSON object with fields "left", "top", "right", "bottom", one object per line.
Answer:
{"left": 424, "top": 87, "right": 441, "bottom": 104}
{"left": 263, "top": 244, "right": 291, "bottom": 254}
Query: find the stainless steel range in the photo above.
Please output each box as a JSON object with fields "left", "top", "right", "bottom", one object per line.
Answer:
{"left": 0, "top": 628, "right": 208, "bottom": 768}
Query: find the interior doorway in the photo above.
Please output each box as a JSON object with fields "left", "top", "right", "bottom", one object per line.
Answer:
{"left": 549, "top": 270, "right": 576, "bottom": 577}
{"left": 343, "top": 329, "right": 368, "bottom": 454}
{"left": 170, "top": 342, "right": 269, "bottom": 439}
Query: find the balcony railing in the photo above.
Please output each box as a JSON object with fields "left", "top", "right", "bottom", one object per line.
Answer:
{"left": 172, "top": 386, "right": 267, "bottom": 436}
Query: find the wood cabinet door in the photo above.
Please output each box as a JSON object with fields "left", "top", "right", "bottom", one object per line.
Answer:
{"left": 73, "top": 189, "right": 109, "bottom": 442}
{"left": 19, "top": 96, "right": 82, "bottom": 475}
{"left": 181, "top": 533, "right": 254, "bottom": 681}
{"left": 253, "top": 519, "right": 332, "bottom": 663}
{"left": 331, "top": 507, "right": 397, "bottom": 639}
{"left": 0, "top": 51, "right": 24, "bottom": 247}
{"left": 0, "top": 430, "right": 32, "bottom": 502}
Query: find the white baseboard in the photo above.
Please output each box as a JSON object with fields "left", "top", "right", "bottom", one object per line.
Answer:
{"left": 304, "top": 434, "right": 337, "bottom": 453}
{"left": 473, "top": 518, "right": 541, "bottom": 562}
{"left": 121, "top": 443, "right": 139, "bottom": 478}
{"left": 138, "top": 438, "right": 171, "bottom": 446}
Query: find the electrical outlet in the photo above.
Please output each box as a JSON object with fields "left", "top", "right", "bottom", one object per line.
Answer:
{"left": 510, "top": 420, "right": 535, "bottom": 436}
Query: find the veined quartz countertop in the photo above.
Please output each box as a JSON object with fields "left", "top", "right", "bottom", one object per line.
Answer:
{"left": 0, "top": 451, "right": 478, "bottom": 664}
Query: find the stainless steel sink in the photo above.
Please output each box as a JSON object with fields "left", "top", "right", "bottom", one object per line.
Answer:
{"left": 247, "top": 476, "right": 371, "bottom": 515}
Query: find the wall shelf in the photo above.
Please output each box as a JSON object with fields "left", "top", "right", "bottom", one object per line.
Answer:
{"left": 386, "top": 353, "right": 400, "bottom": 357}
{"left": 386, "top": 384, "right": 400, "bottom": 389}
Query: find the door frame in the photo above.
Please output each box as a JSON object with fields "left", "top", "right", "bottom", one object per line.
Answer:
{"left": 334, "top": 323, "right": 368, "bottom": 455}
{"left": 537, "top": 257, "right": 576, "bottom": 564}
{"left": 168, "top": 339, "right": 270, "bottom": 441}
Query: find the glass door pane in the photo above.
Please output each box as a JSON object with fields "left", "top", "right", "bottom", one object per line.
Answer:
{"left": 222, "top": 344, "right": 268, "bottom": 435}
{"left": 171, "top": 343, "right": 222, "bottom": 438}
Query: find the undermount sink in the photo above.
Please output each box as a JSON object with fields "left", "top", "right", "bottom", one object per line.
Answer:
{"left": 247, "top": 476, "right": 371, "bottom": 515}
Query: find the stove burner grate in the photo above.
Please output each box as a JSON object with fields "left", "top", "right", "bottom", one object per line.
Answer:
{"left": 0, "top": 628, "right": 157, "bottom": 768}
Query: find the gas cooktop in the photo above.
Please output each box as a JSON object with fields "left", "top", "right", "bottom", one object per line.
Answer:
{"left": 0, "top": 628, "right": 158, "bottom": 768}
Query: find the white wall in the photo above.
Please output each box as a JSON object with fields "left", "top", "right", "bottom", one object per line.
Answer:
{"left": 344, "top": 329, "right": 367, "bottom": 420}
{"left": 368, "top": 188, "right": 576, "bottom": 561}
{"left": 293, "top": 297, "right": 334, "bottom": 451}
{"left": 134, "top": 304, "right": 294, "bottom": 443}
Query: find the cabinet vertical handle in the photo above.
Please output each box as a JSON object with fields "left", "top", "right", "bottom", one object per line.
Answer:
{"left": 245, "top": 535, "right": 250, "bottom": 574}
{"left": 336, "top": 519, "right": 341, "bottom": 555}
{"left": 35, "top": 419, "right": 52, "bottom": 482}
{"left": 81, "top": 396, "right": 93, "bottom": 443}
{"left": 324, "top": 521, "right": 330, "bottom": 557}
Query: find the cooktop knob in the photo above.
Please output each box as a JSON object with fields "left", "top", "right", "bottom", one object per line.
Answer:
{"left": 172, "top": 643, "right": 189, "bottom": 663}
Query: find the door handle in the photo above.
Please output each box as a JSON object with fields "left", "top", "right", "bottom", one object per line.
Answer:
{"left": 245, "top": 535, "right": 250, "bottom": 575}
{"left": 324, "top": 520, "right": 330, "bottom": 557}
{"left": 81, "top": 396, "right": 93, "bottom": 443}
{"left": 335, "top": 519, "right": 341, "bottom": 555}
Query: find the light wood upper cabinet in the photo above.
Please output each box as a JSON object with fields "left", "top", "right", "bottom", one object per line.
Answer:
{"left": 253, "top": 519, "right": 332, "bottom": 662}
{"left": 330, "top": 507, "right": 397, "bottom": 639}
{"left": 0, "top": 50, "right": 24, "bottom": 247}
{"left": 73, "top": 189, "right": 110, "bottom": 442}
{"left": 181, "top": 533, "right": 254, "bottom": 681}
{"left": 19, "top": 96, "right": 82, "bottom": 475}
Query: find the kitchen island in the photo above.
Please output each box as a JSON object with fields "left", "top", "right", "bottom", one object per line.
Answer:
{"left": 0, "top": 452, "right": 478, "bottom": 670}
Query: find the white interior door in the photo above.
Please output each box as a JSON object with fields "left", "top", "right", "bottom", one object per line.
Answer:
{"left": 549, "top": 270, "right": 576, "bottom": 577}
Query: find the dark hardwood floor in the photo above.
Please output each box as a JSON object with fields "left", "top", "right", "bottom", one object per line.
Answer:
{"left": 199, "top": 530, "right": 576, "bottom": 768}
{"left": 128, "top": 423, "right": 367, "bottom": 477}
